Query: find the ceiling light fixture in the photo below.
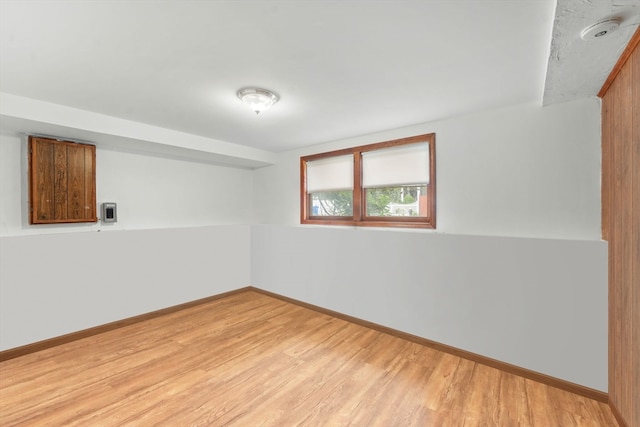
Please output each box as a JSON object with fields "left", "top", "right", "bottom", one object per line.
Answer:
{"left": 580, "top": 19, "right": 620, "bottom": 40}
{"left": 237, "top": 87, "right": 279, "bottom": 115}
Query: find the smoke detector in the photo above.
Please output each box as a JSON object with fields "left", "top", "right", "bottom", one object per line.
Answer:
{"left": 581, "top": 19, "right": 620, "bottom": 40}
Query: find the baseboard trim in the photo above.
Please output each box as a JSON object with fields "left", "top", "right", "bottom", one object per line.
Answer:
{"left": 609, "top": 400, "right": 629, "bottom": 427}
{"left": 0, "top": 287, "right": 252, "bottom": 363}
{"left": 0, "top": 285, "right": 609, "bottom": 404}
{"left": 248, "top": 287, "right": 609, "bottom": 403}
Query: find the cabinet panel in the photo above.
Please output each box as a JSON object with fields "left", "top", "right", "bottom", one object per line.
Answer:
{"left": 53, "top": 142, "right": 68, "bottom": 220}
{"left": 31, "top": 139, "right": 55, "bottom": 222}
{"left": 84, "top": 146, "right": 96, "bottom": 221}
{"left": 29, "top": 136, "right": 97, "bottom": 224}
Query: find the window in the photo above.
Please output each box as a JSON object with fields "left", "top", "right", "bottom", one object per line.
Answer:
{"left": 301, "top": 133, "right": 435, "bottom": 229}
{"left": 29, "top": 136, "right": 97, "bottom": 224}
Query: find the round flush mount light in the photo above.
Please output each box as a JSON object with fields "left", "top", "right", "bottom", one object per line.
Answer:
{"left": 237, "top": 87, "right": 279, "bottom": 115}
{"left": 580, "top": 19, "right": 620, "bottom": 40}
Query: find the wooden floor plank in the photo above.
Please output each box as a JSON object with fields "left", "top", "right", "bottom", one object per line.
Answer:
{"left": 0, "top": 290, "right": 618, "bottom": 426}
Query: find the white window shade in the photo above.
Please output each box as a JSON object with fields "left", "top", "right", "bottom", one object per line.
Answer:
{"left": 306, "top": 155, "right": 354, "bottom": 192}
{"left": 362, "top": 143, "right": 429, "bottom": 188}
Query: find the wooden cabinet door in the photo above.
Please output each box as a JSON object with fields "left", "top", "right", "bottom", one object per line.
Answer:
{"left": 29, "top": 136, "right": 97, "bottom": 224}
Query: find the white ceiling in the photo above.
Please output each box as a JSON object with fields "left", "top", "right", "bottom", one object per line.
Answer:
{"left": 544, "top": 0, "right": 640, "bottom": 105}
{"left": 0, "top": 0, "right": 637, "bottom": 156}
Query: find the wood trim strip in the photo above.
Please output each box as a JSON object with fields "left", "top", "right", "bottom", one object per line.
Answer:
{"left": 610, "top": 401, "right": 630, "bottom": 427}
{"left": 299, "top": 157, "right": 308, "bottom": 224}
{"left": 248, "top": 286, "right": 609, "bottom": 403}
{"left": 598, "top": 25, "right": 640, "bottom": 98}
{"left": 0, "top": 287, "right": 252, "bottom": 363}
{"left": 602, "top": 33, "right": 639, "bottom": 427}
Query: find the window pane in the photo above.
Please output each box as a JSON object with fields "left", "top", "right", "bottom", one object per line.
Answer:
{"left": 365, "top": 186, "right": 428, "bottom": 217}
{"left": 311, "top": 191, "right": 353, "bottom": 216}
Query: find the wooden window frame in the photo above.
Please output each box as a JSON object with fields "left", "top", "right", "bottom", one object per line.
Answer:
{"left": 300, "top": 133, "right": 436, "bottom": 229}
{"left": 28, "top": 136, "right": 97, "bottom": 224}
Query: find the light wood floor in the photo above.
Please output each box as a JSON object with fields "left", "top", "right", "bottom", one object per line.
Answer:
{"left": 0, "top": 291, "right": 617, "bottom": 426}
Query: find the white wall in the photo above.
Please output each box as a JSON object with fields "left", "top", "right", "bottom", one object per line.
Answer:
{"left": 249, "top": 98, "right": 607, "bottom": 392}
{"left": 0, "top": 225, "right": 251, "bottom": 351}
{"left": 253, "top": 98, "right": 602, "bottom": 240}
{"left": 251, "top": 224, "right": 608, "bottom": 392}
{"left": 0, "top": 132, "right": 255, "bottom": 236}
{"left": 0, "top": 129, "right": 255, "bottom": 351}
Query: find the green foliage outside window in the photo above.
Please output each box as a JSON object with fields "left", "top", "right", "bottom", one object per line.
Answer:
{"left": 312, "top": 186, "right": 425, "bottom": 217}
{"left": 311, "top": 191, "right": 353, "bottom": 216}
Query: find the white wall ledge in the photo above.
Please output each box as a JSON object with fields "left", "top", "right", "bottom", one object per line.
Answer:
{"left": 0, "top": 93, "right": 277, "bottom": 169}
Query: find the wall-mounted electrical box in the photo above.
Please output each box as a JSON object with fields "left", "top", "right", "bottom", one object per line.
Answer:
{"left": 101, "top": 202, "right": 117, "bottom": 223}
